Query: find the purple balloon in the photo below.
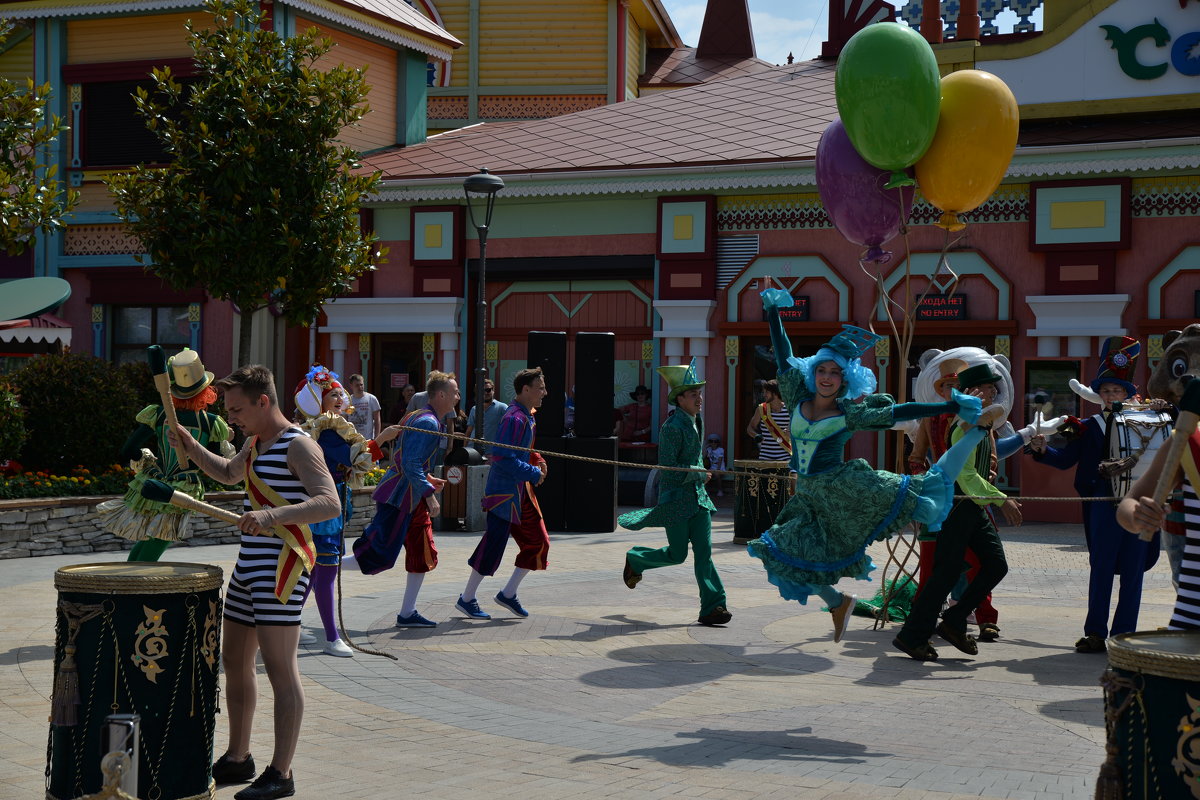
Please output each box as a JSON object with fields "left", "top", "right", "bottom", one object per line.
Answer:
{"left": 816, "top": 119, "right": 914, "bottom": 264}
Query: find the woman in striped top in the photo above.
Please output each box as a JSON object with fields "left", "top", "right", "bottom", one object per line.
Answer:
{"left": 171, "top": 365, "right": 339, "bottom": 800}
{"left": 746, "top": 379, "right": 792, "bottom": 463}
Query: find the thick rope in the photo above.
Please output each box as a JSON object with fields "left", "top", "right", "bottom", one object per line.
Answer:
{"left": 386, "top": 423, "right": 1157, "bottom": 503}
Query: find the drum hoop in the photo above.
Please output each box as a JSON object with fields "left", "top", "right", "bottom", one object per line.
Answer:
{"left": 45, "top": 780, "right": 216, "bottom": 800}
{"left": 1107, "top": 632, "right": 1200, "bottom": 681}
{"left": 54, "top": 563, "right": 223, "bottom": 594}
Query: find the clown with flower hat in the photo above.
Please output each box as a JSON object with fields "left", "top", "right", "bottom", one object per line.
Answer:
{"left": 746, "top": 288, "right": 989, "bottom": 649}
{"left": 620, "top": 357, "right": 731, "bottom": 626}
{"left": 294, "top": 364, "right": 402, "bottom": 656}
{"left": 97, "top": 347, "right": 234, "bottom": 561}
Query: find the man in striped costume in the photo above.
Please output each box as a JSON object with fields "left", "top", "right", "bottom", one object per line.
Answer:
{"left": 746, "top": 379, "right": 792, "bottom": 463}
{"left": 171, "top": 365, "right": 339, "bottom": 800}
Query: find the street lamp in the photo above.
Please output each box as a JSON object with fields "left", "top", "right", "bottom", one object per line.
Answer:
{"left": 463, "top": 167, "right": 504, "bottom": 451}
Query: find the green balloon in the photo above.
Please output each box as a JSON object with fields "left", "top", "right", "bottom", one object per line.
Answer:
{"left": 835, "top": 22, "right": 941, "bottom": 185}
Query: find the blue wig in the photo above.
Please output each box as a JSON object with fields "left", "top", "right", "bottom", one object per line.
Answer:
{"left": 787, "top": 324, "right": 882, "bottom": 400}
{"left": 788, "top": 351, "right": 877, "bottom": 399}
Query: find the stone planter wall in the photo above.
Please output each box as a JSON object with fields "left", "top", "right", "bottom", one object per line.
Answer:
{"left": 0, "top": 488, "right": 377, "bottom": 559}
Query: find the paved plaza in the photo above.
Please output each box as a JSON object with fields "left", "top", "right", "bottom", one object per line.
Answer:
{"left": 1, "top": 509, "right": 1174, "bottom": 799}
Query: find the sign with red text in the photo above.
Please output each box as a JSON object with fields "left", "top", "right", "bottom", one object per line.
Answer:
{"left": 916, "top": 294, "right": 967, "bottom": 321}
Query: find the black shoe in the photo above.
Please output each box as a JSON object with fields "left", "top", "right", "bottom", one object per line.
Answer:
{"left": 1075, "top": 634, "right": 1107, "bottom": 653}
{"left": 936, "top": 621, "right": 979, "bottom": 655}
{"left": 623, "top": 558, "right": 642, "bottom": 589}
{"left": 234, "top": 766, "right": 295, "bottom": 800}
{"left": 698, "top": 606, "right": 732, "bottom": 626}
{"left": 212, "top": 753, "right": 255, "bottom": 785}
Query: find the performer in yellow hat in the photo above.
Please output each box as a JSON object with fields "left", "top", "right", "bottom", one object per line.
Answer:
{"left": 97, "top": 347, "right": 233, "bottom": 561}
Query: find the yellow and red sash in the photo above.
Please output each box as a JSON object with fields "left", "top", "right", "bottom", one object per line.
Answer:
{"left": 760, "top": 403, "right": 794, "bottom": 455}
{"left": 1182, "top": 430, "right": 1200, "bottom": 498}
{"left": 245, "top": 438, "right": 316, "bottom": 601}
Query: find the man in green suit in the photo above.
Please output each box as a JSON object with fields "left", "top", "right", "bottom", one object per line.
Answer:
{"left": 619, "top": 359, "right": 731, "bottom": 626}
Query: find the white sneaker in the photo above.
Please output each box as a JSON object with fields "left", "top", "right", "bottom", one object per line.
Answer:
{"left": 299, "top": 629, "right": 317, "bottom": 645}
{"left": 323, "top": 638, "right": 354, "bottom": 658}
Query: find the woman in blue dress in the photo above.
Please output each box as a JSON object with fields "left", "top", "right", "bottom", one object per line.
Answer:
{"left": 746, "top": 288, "right": 987, "bottom": 642}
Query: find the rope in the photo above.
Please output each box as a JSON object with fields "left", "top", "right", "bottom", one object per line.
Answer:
{"left": 386, "top": 423, "right": 1164, "bottom": 504}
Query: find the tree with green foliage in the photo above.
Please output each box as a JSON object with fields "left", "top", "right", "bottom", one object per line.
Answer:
{"left": 0, "top": 22, "right": 79, "bottom": 255}
{"left": 108, "top": 0, "right": 383, "bottom": 365}
{"left": 0, "top": 380, "right": 25, "bottom": 462}
{"left": 10, "top": 353, "right": 138, "bottom": 473}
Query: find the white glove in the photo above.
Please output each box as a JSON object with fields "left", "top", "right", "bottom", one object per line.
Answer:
{"left": 1015, "top": 415, "right": 1068, "bottom": 444}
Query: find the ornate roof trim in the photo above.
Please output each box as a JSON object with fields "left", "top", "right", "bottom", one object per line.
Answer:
{"left": 371, "top": 139, "right": 1200, "bottom": 204}
{"left": 0, "top": 0, "right": 194, "bottom": 19}
{"left": 283, "top": 0, "right": 455, "bottom": 60}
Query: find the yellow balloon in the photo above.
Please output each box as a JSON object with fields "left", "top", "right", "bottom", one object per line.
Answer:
{"left": 914, "top": 70, "right": 1019, "bottom": 232}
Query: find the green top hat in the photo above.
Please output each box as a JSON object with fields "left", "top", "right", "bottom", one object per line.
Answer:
{"left": 956, "top": 362, "right": 1002, "bottom": 391}
{"left": 657, "top": 358, "right": 705, "bottom": 404}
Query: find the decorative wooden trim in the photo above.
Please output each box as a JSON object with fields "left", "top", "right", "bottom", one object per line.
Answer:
{"left": 1029, "top": 177, "right": 1131, "bottom": 252}
{"left": 410, "top": 204, "right": 462, "bottom": 267}
{"left": 657, "top": 195, "right": 715, "bottom": 261}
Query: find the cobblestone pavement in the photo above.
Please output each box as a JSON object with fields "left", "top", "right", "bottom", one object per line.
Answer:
{"left": 1, "top": 511, "right": 1177, "bottom": 799}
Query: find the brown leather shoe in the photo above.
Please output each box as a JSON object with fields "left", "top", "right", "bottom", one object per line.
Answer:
{"left": 893, "top": 636, "right": 938, "bottom": 661}
{"left": 831, "top": 593, "right": 857, "bottom": 643}
{"left": 978, "top": 622, "right": 1000, "bottom": 642}
{"left": 622, "top": 558, "right": 641, "bottom": 589}
{"left": 936, "top": 621, "right": 978, "bottom": 655}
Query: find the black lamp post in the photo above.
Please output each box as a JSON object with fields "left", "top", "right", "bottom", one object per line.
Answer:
{"left": 463, "top": 168, "right": 504, "bottom": 450}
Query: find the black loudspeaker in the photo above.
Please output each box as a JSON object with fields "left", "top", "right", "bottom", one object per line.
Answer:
{"left": 527, "top": 331, "right": 567, "bottom": 437}
{"left": 564, "top": 437, "right": 618, "bottom": 533}
{"left": 534, "top": 435, "right": 567, "bottom": 531}
{"left": 573, "top": 332, "right": 615, "bottom": 438}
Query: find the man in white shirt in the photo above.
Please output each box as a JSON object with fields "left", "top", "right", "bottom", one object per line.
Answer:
{"left": 346, "top": 374, "right": 381, "bottom": 440}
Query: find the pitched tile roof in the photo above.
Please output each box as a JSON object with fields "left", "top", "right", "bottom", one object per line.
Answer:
{"left": 640, "top": 47, "right": 774, "bottom": 87}
{"left": 363, "top": 60, "right": 838, "bottom": 180}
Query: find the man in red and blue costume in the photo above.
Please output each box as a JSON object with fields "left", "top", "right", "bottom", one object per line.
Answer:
{"left": 456, "top": 367, "right": 550, "bottom": 620}
{"left": 353, "top": 371, "right": 456, "bottom": 628}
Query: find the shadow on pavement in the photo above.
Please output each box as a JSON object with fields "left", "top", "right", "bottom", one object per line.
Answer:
{"left": 571, "top": 726, "right": 892, "bottom": 767}
{"left": 579, "top": 643, "right": 835, "bottom": 689}
{"left": 0, "top": 643, "right": 54, "bottom": 666}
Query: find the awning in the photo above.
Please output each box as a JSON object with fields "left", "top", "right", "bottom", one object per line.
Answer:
{"left": 0, "top": 313, "right": 72, "bottom": 346}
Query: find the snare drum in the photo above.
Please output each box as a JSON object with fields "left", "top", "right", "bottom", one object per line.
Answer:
{"left": 1101, "top": 631, "right": 1200, "bottom": 799}
{"left": 48, "top": 562, "right": 223, "bottom": 800}
{"left": 733, "top": 459, "right": 792, "bottom": 543}
{"left": 1107, "top": 409, "right": 1173, "bottom": 501}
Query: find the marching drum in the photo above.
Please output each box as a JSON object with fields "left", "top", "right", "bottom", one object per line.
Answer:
{"left": 48, "top": 562, "right": 223, "bottom": 800}
{"left": 733, "top": 459, "right": 792, "bottom": 543}
{"left": 1100, "top": 632, "right": 1200, "bottom": 799}
{"left": 1105, "top": 408, "right": 1173, "bottom": 501}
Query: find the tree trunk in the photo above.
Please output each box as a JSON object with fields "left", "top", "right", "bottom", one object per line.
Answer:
{"left": 238, "top": 307, "right": 254, "bottom": 368}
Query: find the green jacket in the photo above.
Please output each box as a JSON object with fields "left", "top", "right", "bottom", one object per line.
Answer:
{"left": 619, "top": 409, "right": 716, "bottom": 529}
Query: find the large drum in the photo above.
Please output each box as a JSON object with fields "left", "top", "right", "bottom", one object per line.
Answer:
{"left": 48, "top": 562, "right": 223, "bottom": 800}
{"left": 733, "top": 459, "right": 791, "bottom": 543}
{"left": 1104, "top": 408, "right": 1172, "bottom": 501}
{"left": 1100, "top": 631, "right": 1200, "bottom": 799}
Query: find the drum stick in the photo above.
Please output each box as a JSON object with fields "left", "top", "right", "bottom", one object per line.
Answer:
{"left": 1147, "top": 381, "right": 1200, "bottom": 541}
{"left": 147, "top": 346, "right": 191, "bottom": 470}
{"left": 141, "top": 478, "right": 241, "bottom": 526}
